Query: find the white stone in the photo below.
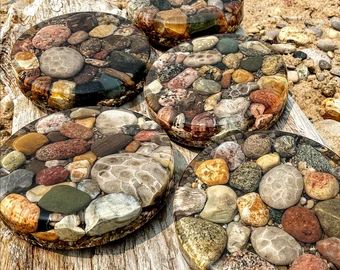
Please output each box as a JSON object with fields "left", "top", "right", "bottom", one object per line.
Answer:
{"left": 85, "top": 193, "right": 142, "bottom": 236}
{"left": 227, "top": 222, "right": 251, "bottom": 253}
{"left": 192, "top": 36, "right": 219, "bottom": 52}
{"left": 54, "top": 215, "right": 85, "bottom": 241}
{"left": 145, "top": 79, "right": 163, "bottom": 94}
{"left": 65, "top": 160, "right": 91, "bottom": 182}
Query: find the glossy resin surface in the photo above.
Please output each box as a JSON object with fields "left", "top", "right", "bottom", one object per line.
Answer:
{"left": 173, "top": 130, "right": 340, "bottom": 269}
{"left": 145, "top": 34, "right": 289, "bottom": 147}
{"left": 0, "top": 107, "right": 174, "bottom": 249}
{"left": 11, "top": 12, "right": 151, "bottom": 112}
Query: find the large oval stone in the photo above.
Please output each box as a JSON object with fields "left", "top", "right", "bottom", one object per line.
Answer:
{"left": 12, "top": 133, "right": 49, "bottom": 155}
{"left": 315, "top": 199, "right": 340, "bottom": 238}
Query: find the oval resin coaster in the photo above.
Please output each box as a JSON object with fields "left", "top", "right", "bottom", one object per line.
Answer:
{"left": 173, "top": 130, "right": 340, "bottom": 270}
{"left": 0, "top": 107, "right": 174, "bottom": 249}
{"left": 127, "top": 0, "right": 244, "bottom": 48}
{"left": 144, "top": 34, "right": 289, "bottom": 147}
{"left": 11, "top": 12, "right": 151, "bottom": 112}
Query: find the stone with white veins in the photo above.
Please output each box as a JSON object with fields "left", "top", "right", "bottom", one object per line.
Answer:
{"left": 85, "top": 193, "right": 141, "bottom": 236}
{"left": 91, "top": 153, "right": 170, "bottom": 207}
{"left": 251, "top": 226, "right": 302, "bottom": 265}
{"left": 259, "top": 164, "right": 303, "bottom": 209}
{"left": 173, "top": 186, "right": 206, "bottom": 216}
{"left": 95, "top": 110, "right": 138, "bottom": 135}
{"left": 54, "top": 215, "right": 85, "bottom": 241}
{"left": 0, "top": 169, "right": 33, "bottom": 200}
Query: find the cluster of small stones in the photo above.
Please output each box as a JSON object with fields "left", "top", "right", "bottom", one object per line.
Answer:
{"left": 127, "top": 0, "right": 244, "bottom": 48}
{"left": 246, "top": 15, "right": 340, "bottom": 155}
{"left": 173, "top": 131, "right": 340, "bottom": 270}
{"left": 0, "top": 107, "right": 174, "bottom": 249}
{"left": 11, "top": 12, "right": 150, "bottom": 112}
{"left": 144, "top": 34, "right": 288, "bottom": 147}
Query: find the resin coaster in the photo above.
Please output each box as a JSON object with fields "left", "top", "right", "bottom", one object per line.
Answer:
{"left": 0, "top": 107, "right": 174, "bottom": 249}
{"left": 11, "top": 12, "right": 151, "bottom": 112}
{"left": 144, "top": 34, "right": 288, "bottom": 147}
{"left": 127, "top": 0, "right": 244, "bottom": 48}
{"left": 173, "top": 130, "right": 340, "bottom": 270}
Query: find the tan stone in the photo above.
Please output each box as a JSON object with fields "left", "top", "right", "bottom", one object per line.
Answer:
{"left": 232, "top": 69, "right": 254, "bottom": 83}
{"left": 32, "top": 230, "right": 59, "bottom": 241}
{"left": 256, "top": 153, "right": 280, "bottom": 172}
{"left": 13, "top": 132, "right": 48, "bottom": 155}
{"left": 48, "top": 80, "right": 76, "bottom": 110}
{"left": 154, "top": 9, "right": 188, "bottom": 36}
{"left": 75, "top": 117, "right": 96, "bottom": 129}
{"left": 89, "top": 24, "right": 117, "bottom": 38}
{"left": 73, "top": 151, "right": 97, "bottom": 166}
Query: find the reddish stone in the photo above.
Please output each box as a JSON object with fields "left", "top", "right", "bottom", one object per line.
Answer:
{"left": 31, "top": 76, "right": 52, "bottom": 100}
{"left": 250, "top": 89, "right": 284, "bottom": 114}
{"left": 157, "top": 106, "right": 177, "bottom": 128}
{"left": 221, "top": 72, "right": 232, "bottom": 88}
{"left": 282, "top": 206, "right": 322, "bottom": 243}
{"left": 191, "top": 112, "right": 217, "bottom": 138}
{"left": 167, "top": 68, "right": 199, "bottom": 90}
{"left": 36, "top": 166, "right": 69, "bottom": 186}
{"left": 60, "top": 122, "right": 94, "bottom": 140}
{"left": 125, "top": 140, "right": 141, "bottom": 153}
{"left": 134, "top": 130, "right": 159, "bottom": 142}
{"left": 94, "top": 49, "right": 110, "bottom": 60}
{"left": 11, "top": 38, "right": 34, "bottom": 56}
{"left": 290, "top": 254, "right": 328, "bottom": 270}
{"left": 18, "top": 68, "right": 41, "bottom": 89}
{"left": 316, "top": 237, "right": 340, "bottom": 269}
{"left": 36, "top": 139, "right": 90, "bottom": 161}
{"left": 32, "top": 25, "right": 71, "bottom": 50}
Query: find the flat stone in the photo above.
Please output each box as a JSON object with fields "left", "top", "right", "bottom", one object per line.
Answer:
{"left": 75, "top": 117, "right": 96, "bottom": 129}
{"left": 66, "top": 13, "right": 98, "bottom": 32}
{"left": 36, "top": 139, "right": 89, "bottom": 161}
{"left": 278, "top": 26, "right": 315, "bottom": 45}
{"left": 32, "top": 25, "right": 71, "bottom": 50}
{"left": 89, "top": 24, "right": 117, "bottom": 38}
{"left": 183, "top": 50, "right": 222, "bottom": 67}
{"left": 40, "top": 47, "right": 84, "bottom": 79}
{"left": 36, "top": 113, "right": 70, "bottom": 134}
{"left": 91, "top": 153, "right": 170, "bottom": 207}
{"left": 67, "top": 30, "right": 89, "bottom": 45}
{"left": 108, "top": 51, "right": 146, "bottom": 79}
{"left": 314, "top": 119, "right": 340, "bottom": 156}
{"left": 251, "top": 226, "right": 302, "bottom": 265}
{"left": 262, "top": 55, "right": 284, "bottom": 75}
{"left": 70, "top": 108, "right": 100, "bottom": 119}
{"left": 316, "top": 38, "right": 338, "bottom": 52}
{"left": 200, "top": 185, "right": 237, "bottom": 223}
{"left": 1, "top": 151, "right": 26, "bottom": 171}
{"left": 38, "top": 185, "right": 91, "bottom": 215}
{"left": 35, "top": 166, "right": 69, "bottom": 186}
{"left": 60, "top": 121, "right": 93, "bottom": 140}
{"left": 239, "top": 41, "right": 272, "bottom": 56}
{"left": 95, "top": 110, "right": 138, "bottom": 135}
{"left": 192, "top": 36, "right": 219, "bottom": 52}
{"left": 214, "top": 97, "right": 250, "bottom": 118}
{"left": 168, "top": 68, "right": 199, "bottom": 89}
{"left": 226, "top": 222, "right": 250, "bottom": 253}
{"left": 259, "top": 164, "right": 303, "bottom": 209}
{"left": 73, "top": 151, "right": 97, "bottom": 166}
{"left": 193, "top": 78, "right": 221, "bottom": 95}
{"left": 256, "top": 152, "right": 280, "bottom": 172}
{"left": 0, "top": 169, "right": 33, "bottom": 200}
{"left": 85, "top": 193, "right": 141, "bottom": 236}
{"left": 65, "top": 160, "right": 91, "bottom": 183}
{"left": 239, "top": 55, "right": 264, "bottom": 72}
{"left": 216, "top": 37, "right": 239, "bottom": 54}
{"left": 237, "top": 192, "right": 269, "bottom": 227}
{"left": 91, "top": 134, "right": 132, "bottom": 157}
{"left": 232, "top": 69, "right": 255, "bottom": 83}
{"left": 175, "top": 217, "right": 227, "bottom": 270}
{"left": 173, "top": 186, "right": 206, "bottom": 216}
{"left": 12, "top": 133, "right": 48, "bottom": 155}
{"left": 46, "top": 131, "right": 68, "bottom": 142}
{"left": 330, "top": 17, "right": 340, "bottom": 31}
{"left": 315, "top": 199, "right": 340, "bottom": 238}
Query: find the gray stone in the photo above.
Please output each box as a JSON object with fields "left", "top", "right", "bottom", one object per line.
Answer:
{"left": 301, "top": 48, "right": 331, "bottom": 65}
{"left": 77, "top": 179, "right": 101, "bottom": 199}
{"left": 251, "top": 226, "right": 302, "bottom": 265}
{"left": 226, "top": 222, "right": 251, "bottom": 253}
{"left": 316, "top": 39, "right": 338, "bottom": 52}
{"left": 192, "top": 36, "right": 219, "bottom": 52}
{"left": 95, "top": 110, "right": 137, "bottom": 135}
{"left": 85, "top": 193, "right": 142, "bottom": 236}
{"left": 229, "top": 162, "right": 262, "bottom": 193}
{"left": 183, "top": 50, "right": 222, "bottom": 67}
{"left": 274, "top": 135, "right": 296, "bottom": 157}
{"left": 216, "top": 37, "right": 239, "bottom": 54}
{"left": 193, "top": 78, "right": 221, "bottom": 95}
{"left": 239, "top": 41, "right": 272, "bottom": 56}
{"left": 173, "top": 186, "right": 206, "bottom": 216}
{"left": 271, "top": 43, "right": 297, "bottom": 54}
{"left": 330, "top": 17, "right": 340, "bottom": 31}
{"left": 0, "top": 169, "right": 33, "bottom": 200}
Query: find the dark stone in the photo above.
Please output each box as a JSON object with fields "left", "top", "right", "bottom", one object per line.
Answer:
{"left": 293, "top": 51, "right": 307, "bottom": 60}
{"left": 98, "top": 73, "right": 125, "bottom": 98}
{"left": 38, "top": 185, "right": 92, "bottom": 215}
{"left": 159, "top": 63, "right": 185, "bottom": 82}
{"left": 319, "top": 60, "right": 332, "bottom": 70}
{"left": 108, "top": 51, "right": 146, "bottom": 79}
{"left": 74, "top": 65, "right": 98, "bottom": 85}
{"left": 216, "top": 37, "right": 239, "bottom": 54}
{"left": 188, "top": 9, "right": 218, "bottom": 35}
{"left": 75, "top": 81, "right": 105, "bottom": 106}
{"left": 91, "top": 134, "right": 133, "bottom": 157}
{"left": 121, "top": 125, "right": 141, "bottom": 136}
{"left": 102, "top": 35, "right": 131, "bottom": 51}
{"left": 0, "top": 169, "right": 34, "bottom": 200}
{"left": 130, "top": 36, "right": 150, "bottom": 54}
{"left": 229, "top": 161, "right": 262, "bottom": 193}
{"left": 25, "top": 159, "right": 46, "bottom": 174}
{"left": 151, "top": 0, "right": 171, "bottom": 10}
{"left": 47, "top": 131, "right": 68, "bottom": 142}
{"left": 240, "top": 56, "right": 264, "bottom": 72}
{"left": 269, "top": 208, "right": 284, "bottom": 224}
{"left": 66, "top": 13, "right": 98, "bottom": 32}
{"left": 79, "top": 38, "right": 102, "bottom": 58}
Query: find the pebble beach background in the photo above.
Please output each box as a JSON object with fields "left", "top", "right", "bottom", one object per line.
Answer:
{"left": 0, "top": 0, "right": 339, "bottom": 152}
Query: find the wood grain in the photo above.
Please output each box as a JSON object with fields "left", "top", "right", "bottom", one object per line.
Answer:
{"left": 0, "top": 1, "right": 324, "bottom": 269}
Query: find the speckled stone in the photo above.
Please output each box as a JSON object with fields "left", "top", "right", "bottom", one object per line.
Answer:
{"left": 60, "top": 121, "right": 94, "bottom": 140}
{"left": 229, "top": 161, "right": 262, "bottom": 192}
{"left": 32, "top": 25, "right": 71, "bottom": 50}
{"left": 251, "top": 226, "right": 302, "bottom": 265}
{"left": 212, "top": 141, "right": 245, "bottom": 171}
{"left": 259, "top": 164, "right": 303, "bottom": 209}
{"left": 35, "top": 113, "right": 70, "bottom": 134}
{"left": 175, "top": 217, "right": 227, "bottom": 270}
{"left": 290, "top": 254, "right": 328, "bottom": 270}
{"left": 282, "top": 206, "right": 322, "bottom": 243}
{"left": 243, "top": 134, "right": 272, "bottom": 159}
{"left": 315, "top": 199, "right": 340, "bottom": 238}
{"left": 1, "top": 151, "right": 26, "bottom": 171}
{"left": 35, "top": 166, "right": 69, "bottom": 186}
{"left": 274, "top": 135, "right": 296, "bottom": 157}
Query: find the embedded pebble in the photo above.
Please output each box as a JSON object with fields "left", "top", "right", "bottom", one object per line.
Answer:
{"left": 54, "top": 215, "right": 85, "bottom": 242}
{"left": 315, "top": 199, "right": 340, "bottom": 238}
{"left": 212, "top": 141, "right": 245, "bottom": 171}
{"left": 200, "top": 185, "right": 237, "bottom": 223}
{"left": 183, "top": 50, "right": 222, "bottom": 67}
{"left": 26, "top": 182, "right": 76, "bottom": 203}
{"left": 35, "top": 166, "right": 69, "bottom": 186}
{"left": 35, "top": 113, "right": 70, "bottom": 134}
{"left": 89, "top": 24, "right": 117, "bottom": 38}
{"left": 66, "top": 160, "right": 91, "bottom": 183}
{"left": 60, "top": 121, "right": 93, "bottom": 140}
{"left": 251, "top": 226, "right": 302, "bottom": 265}
{"left": 32, "top": 25, "right": 71, "bottom": 50}
{"left": 229, "top": 162, "right": 262, "bottom": 193}
{"left": 274, "top": 135, "right": 296, "bottom": 157}
{"left": 256, "top": 152, "right": 280, "bottom": 172}
{"left": 70, "top": 108, "right": 100, "bottom": 119}
{"left": 290, "top": 254, "right": 329, "bottom": 270}
{"left": 192, "top": 36, "right": 219, "bottom": 52}
{"left": 259, "top": 164, "right": 304, "bottom": 209}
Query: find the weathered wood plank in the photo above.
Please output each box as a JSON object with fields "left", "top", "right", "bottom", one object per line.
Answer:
{"left": 0, "top": 1, "right": 325, "bottom": 269}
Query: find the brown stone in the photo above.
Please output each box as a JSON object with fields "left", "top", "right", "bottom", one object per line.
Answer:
{"left": 13, "top": 132, "right": 49, "bottom": 155}
{"left": 282, "top": 206, "right": 322, "bottom": 243}
{"left": 232, "top": 69, "right": 254, "bottom": 83}
{"left": 154, "top": 9, "right": 188, "bottom": 36}
{"left": 35, "top": 166, "right": 69, "bottom": 186}
{"left": 250, "top": 89, "right": 284, "bottom": 114}
{"left": 73, "top": 151, "right": 97, "bottom": 166}
{"left": 134, "top": 130, "right": 159, "bottom": 142}
{"left": 75, "top": 117, "right": 96, "bottom": 129}
{"left": 60, "top": 122, "right": 94, "bottom": 140}
{"left": 31, "top": 76, "right": 51, "bottom": 100}
{"left": 125, "top": 141, "right": 141, "bottom": 153}
{"left": 91, "top": 134, "right": 132, "bottom": 157}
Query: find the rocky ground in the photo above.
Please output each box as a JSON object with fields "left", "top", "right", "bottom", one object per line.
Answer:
{"left": 0, "top": 0, "right": 339, "bottom": 151}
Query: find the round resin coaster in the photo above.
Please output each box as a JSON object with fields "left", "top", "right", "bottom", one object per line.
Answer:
{"left": 0, "top": 107, "right": 174, "bottom": 249}
{"left": 144, "top": 34, "right": 288, "bottom": 147}
{"left": 11, "top": 12, "right": 151, "bottom": 112}
{"left": 127, "top": 0, "right": 244, "bottom": 48}
{"left": 173, "top": 130, "right": 340, "bottom": 270}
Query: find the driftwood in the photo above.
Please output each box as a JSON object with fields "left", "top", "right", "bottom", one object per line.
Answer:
{"left": 0, "top": 1, "right": 324, "bottom": 269}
